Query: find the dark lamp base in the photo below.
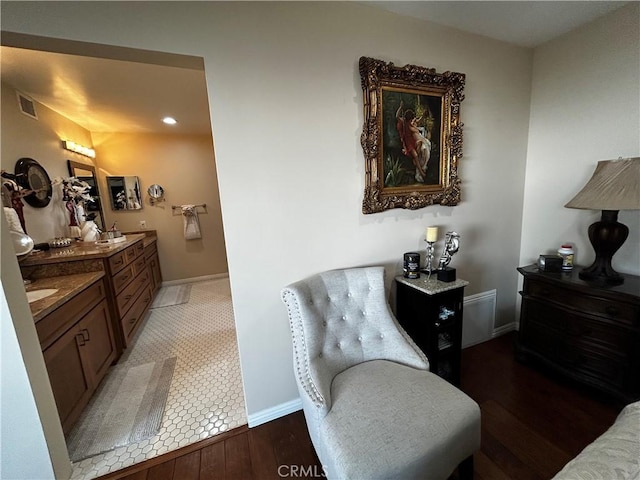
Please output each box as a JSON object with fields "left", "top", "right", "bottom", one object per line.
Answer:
{"left": 580, "top": 210, "right": 628, "bottom": 286}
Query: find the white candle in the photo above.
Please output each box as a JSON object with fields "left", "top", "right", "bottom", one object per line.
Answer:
{"left": 426, "top": 227, "right": 438, "bottom": 242}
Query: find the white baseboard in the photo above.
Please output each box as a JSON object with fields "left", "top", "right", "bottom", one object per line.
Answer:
{"left": 247, "top": 398, "right": 302, "bottom": 428}
{"left": 161, "top": 273, "right": 228, "bottom": 287}
{"left": 492, "top": 321, "right": 517, "bottom": 337}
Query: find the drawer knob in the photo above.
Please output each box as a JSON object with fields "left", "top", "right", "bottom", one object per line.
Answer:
{"left": 129, "top": 317, "right": 137, "bottom": 324}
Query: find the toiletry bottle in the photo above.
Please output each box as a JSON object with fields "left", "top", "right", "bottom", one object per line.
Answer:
{"left": 558, "top": 244, "right": 574, "bottom": 270}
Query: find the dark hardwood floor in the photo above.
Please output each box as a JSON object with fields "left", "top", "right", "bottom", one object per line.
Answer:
{"left": 98, "top": 332, "right": 621, "bottom": 480}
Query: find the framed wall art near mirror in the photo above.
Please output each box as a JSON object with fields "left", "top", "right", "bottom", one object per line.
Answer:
{"left": 106, "top": 176, "right": 143, "bottom": 211}
{"left": 67, "top": 160, "right": 106, "bottom": 230}
{"left": 359, "top": 57, "right": 466, "bottom": 214}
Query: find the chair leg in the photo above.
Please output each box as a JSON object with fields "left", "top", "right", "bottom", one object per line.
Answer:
{"left": 458, "top": 455, "right": 474, "bottom": 480}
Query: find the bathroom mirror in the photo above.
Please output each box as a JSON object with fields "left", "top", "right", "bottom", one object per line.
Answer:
{"left": 107, "top": 176, "right": 142, "bottom": 210}
{"left": 67, "top": 160, "right": 106, "bottom": 231}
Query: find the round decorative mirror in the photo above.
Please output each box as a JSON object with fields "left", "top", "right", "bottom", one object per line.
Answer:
{"left": 147, "top": 184, "right": 164, "bottom": 199}
{"left": 147, "top": 184, "right": 164, "bottom": 205}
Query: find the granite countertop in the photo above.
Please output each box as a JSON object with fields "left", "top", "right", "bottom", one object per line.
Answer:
{"left": 26, "top": 271, "right": 105, "bottom": 322}
{"left": 20, "top": 233, "right": 146, "bottom": 266}
{"left": 395, "top": 275, "right": 469, "bottom": 295}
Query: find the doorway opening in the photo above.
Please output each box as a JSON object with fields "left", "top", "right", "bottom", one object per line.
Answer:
{"left": 0, "top": 32, "right": 246, "bottom": 479}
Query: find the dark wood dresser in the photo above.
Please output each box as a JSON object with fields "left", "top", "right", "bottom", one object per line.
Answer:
{"left": 516, "top": 264, "right": 640, "bottom": 403}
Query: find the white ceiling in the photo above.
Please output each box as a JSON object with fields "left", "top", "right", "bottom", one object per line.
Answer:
{"left": 0, "top": 1, "right": 629, "bottom": 135}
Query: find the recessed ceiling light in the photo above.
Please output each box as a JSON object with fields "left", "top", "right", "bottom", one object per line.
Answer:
{"left": 162, "top": 116, "right": 177, "bottom": 125}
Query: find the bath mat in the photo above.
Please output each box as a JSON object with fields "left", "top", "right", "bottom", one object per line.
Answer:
{"left": 66, "top": 357, "right": 176, "bottom": 462}
{"left": 151, "top": 284, "right": 191, "bottom": 308}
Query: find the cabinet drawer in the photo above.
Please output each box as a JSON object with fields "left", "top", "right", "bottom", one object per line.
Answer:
{"left": 132, "top": 255, "right": 147, "bottom": 277}
{"left": 559, "top": 343, "right": 628, "bottom": 389}
{"left": 108, "top": 251, "right": 127, "bottom": 273}
{"left": 526, "top": 279, "right": 639, "bottom": 326}
{"left": 144, "top": 242, "right": 157, "bottom": 260}
{"left": 134, "top": 240, "right": 145, "bottom": 258}
{"left": 121, "top": 287, "right": 153, "bottom": 340}
{"left": 116, "top": 269, "right": 150, "bottom": 317}
{"left": 112, "top": 264, "right": 135, "bottom": 294}
{"left": 36, "top": 280, "right": 105, "bottom": 350}
{"left": 523, "top": 299, "right": 634, "bottom": 360}
{"left": 125, "top": 245, "right": 137, "bottom": 264}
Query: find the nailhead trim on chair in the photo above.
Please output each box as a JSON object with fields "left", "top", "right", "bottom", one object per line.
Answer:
{"left": 282, "top": 289, "right": 325, "bottom": 407}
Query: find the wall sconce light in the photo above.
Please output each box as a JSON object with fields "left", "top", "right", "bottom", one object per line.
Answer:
{"left": 62, "top": 140, "right": 96, "bottom": 159}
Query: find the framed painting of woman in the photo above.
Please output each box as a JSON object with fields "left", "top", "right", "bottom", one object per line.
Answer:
{"left": 359, "top": 57, "right": 465, "bottom": 214}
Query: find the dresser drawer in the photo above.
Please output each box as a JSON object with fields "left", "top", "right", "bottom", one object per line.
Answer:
{"left": 112, "top": 264, "right": 135, "bottom": 294}
{"left": 36, "top": 280, "right": 105, "bottom": 350}
{"left": 116, "top": 269, "right": 150, "bottom": 317}
{"left": 523, "top": 298, "right": 635, "bottom": 360}
{"left": 121, "top": 287, "right": 153, "bottom": 340}
{"left": 526, "top": 278, "right": 639, "bottom": 326}
{"left": 559, "top": 343, "right": 628, "bottom": 389}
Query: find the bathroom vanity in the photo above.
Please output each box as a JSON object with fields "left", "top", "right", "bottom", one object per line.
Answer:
{"left": 22, "top": 233, "right": 162, "bottom": 353}
{"left": 21, "top": 233, "right": 162, "bottom": 432}
{"left": 28, "top": 272, "right": 115, "bottom": 433}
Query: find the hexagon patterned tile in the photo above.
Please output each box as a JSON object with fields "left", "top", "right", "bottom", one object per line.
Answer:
{"left": 70, "top": 278, "right": 246, "bottom": 480}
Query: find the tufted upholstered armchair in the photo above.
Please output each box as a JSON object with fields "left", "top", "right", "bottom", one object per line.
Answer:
{"left": 281, "top": 266, "right": 481, "bottom": 480}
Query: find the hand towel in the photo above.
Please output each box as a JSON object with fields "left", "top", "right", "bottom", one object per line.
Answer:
{"left": 3, "top": 207, "right": 25, "bottom": 234}
{"left": 181, "top": 205, "right": 202, "bottom": 240}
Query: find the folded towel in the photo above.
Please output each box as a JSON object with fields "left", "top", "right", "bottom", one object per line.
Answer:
{"left": 181, "top": 205, "right": 201, "bottom": 240}
{"left": 3, "top": 207, "right": 25, "bottom": 234}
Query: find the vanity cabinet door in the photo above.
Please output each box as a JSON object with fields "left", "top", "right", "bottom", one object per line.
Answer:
{"left": 43, "top": 325, "right": 92, "bottom": 434}
{"left": 79, "top": 300, "right": 116, "bottom": 387}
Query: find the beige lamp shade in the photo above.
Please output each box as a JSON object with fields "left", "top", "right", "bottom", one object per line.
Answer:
{"left": 565, "top": 157, "right": 640, "bottom": 211}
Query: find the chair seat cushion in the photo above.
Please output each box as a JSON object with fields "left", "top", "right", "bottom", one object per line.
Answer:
{"left": 320, "top": 359, "right": 480, "bottom": 480}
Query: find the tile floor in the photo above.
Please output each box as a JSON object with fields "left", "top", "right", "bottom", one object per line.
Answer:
{"left": 70, "top": 278, "right": 246, "bottom": 479}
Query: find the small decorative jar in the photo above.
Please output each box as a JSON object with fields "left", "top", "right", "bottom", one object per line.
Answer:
{"left": 403, "top": 252, "right": 421, "bottom": 279}
{"left": 557, "top": 244, "right": 575, "bottom": 270}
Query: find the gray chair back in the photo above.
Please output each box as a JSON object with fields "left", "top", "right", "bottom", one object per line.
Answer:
{"left": 282, "top": 266, "right": 428, "bottom": 415}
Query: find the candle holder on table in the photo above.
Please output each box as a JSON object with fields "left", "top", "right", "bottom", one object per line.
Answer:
{"left": 423, "top": 240, "right": 436, "bottom": 278}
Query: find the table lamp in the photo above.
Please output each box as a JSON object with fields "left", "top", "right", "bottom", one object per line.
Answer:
{"left": 564, "top": 157, "right": 640, "bottom": 285}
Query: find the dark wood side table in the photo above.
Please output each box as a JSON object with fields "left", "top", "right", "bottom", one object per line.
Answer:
{"left": 516, "top": 264, "right": 640, "bottom": 403}
{"left": 395, "top": 275, "right": 468, "bottom": 386}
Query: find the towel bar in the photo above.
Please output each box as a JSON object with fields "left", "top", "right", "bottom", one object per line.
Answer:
{"left": 171, "top": 203, "right": 206, "bottom": 210}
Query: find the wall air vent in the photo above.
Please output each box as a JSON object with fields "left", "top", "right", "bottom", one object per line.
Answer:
{"left": 17, "top": 92, "right": 38, "bottom": 120}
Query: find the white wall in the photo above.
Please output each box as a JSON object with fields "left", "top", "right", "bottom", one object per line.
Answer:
{"left": 521, "top": 3, "right": 640, "bottom": 273}
{"left": 1, "top": 0, "right": 532, "bottom": 425}
{"left": 1, "top": 213, "right": 71, "bottom": 479}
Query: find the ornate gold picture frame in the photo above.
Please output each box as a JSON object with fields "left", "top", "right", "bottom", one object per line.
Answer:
{"left": 359, "top": 57, "right": 465, "bottom": 214}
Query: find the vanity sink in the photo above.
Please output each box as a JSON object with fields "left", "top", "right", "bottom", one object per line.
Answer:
{"left": 26, "top": 289, "right": 59, "bottom": 303}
